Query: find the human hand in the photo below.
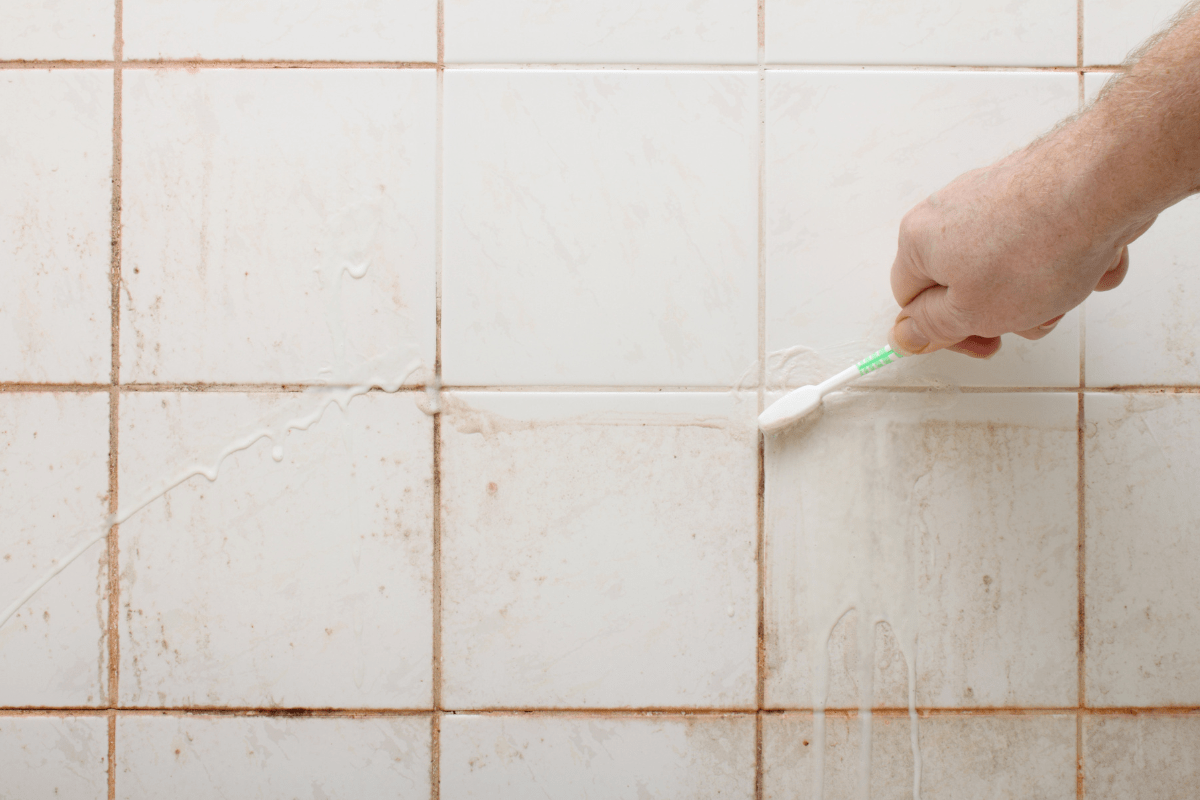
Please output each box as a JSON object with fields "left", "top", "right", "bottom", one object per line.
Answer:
{"left": 888, "top": 139, "right": 1158, "bottom": 358}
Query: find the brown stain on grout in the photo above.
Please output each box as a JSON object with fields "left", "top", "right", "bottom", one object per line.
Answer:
{"left": 431, "top": 4, "right": 445, "bottom": 799}
{"left": 5, "top": 705, "right": 1200, "bottom": 717}
{"left": 107, "top": 2, "right": 123, "bottom": 798}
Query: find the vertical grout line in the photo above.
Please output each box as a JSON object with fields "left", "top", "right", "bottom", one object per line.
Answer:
{"left": 1076, "top": 8, "right": 1087, "bottom": 798}
{"left": 755, "top": 3, "right": 767, "bottom": 799}
{"left": 107, "top": 3, "right": 123, "bottom": 800}
{"left": 431, "top": 5, "right": 444, "bottom": 800}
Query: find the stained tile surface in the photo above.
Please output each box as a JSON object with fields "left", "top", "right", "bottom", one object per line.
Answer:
{"left": 124, "top": 0, "right": 437, "bottom": 61}
{"left": 440, "top": 392, "right": 758, "bottom": 708}
{"left": 765, "top": 393, "right": 1079, "bottom": 709}
{"left": 121, "top": 69, "right": 436, "bottom": 385}
{"left": 1084, "top": 715, "right": 1200, "bottom": 800}
{"left": 0, "top": 71, "right": 113, "bottom": 383}
{"left": 118, "top": 392, "right": 434, "bottom": 708}
{"left": 440, "top": 715, "right": 756, "bottom": 798}
{"left": 444, "top": 0, "right": 757, "bottom": 63}
{"left": 767, "top": 0, "right": 1076, "bottom": 65}
{"left": 0, "top": 393, "right": 110, "bottom": 707}
{"left": 0, "top": 1, "right": 114, "bottom": 59}
{"left": 1085, "top": 393, "right": 1200, "bottom": 707}
{"left": 0, "top": 716, "right": 109, "bottom": 800}
{"left": 116, "top": 715, "right": 431, "bottom": 798}
{"left": 765, "top": 71, "right": 1080, "bottom": 388}
{"left": 763, "top": 713, "right": 1077, "bottom": 798}
{"left": 443, "top": 70, "right": 758, "bottom": 386}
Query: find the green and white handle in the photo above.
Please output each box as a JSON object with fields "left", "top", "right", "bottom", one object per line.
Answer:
{"left": 758, "top": 345, "right": 904, "bottom": 433}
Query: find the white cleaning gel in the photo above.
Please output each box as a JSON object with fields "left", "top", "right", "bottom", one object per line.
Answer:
{"left": 758, "top": 346, "right": 903, "bottom": 433}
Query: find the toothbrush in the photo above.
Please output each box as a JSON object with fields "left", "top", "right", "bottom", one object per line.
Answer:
{"left": 758, "top": 345, "right": 904, "bottom": 433}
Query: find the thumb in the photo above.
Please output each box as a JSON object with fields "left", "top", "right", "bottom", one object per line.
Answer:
{"left": 888, "top": 285, "right": 974, "bottom": 355}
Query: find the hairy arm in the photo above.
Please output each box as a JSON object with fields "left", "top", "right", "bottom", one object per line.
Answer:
{"left": 889, "top": 1, "right": 1200, "bottom": 357}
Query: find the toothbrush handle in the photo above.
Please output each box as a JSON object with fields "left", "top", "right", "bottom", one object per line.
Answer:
{"left": 817, "top": 346, "right": 903, "bottom": 395}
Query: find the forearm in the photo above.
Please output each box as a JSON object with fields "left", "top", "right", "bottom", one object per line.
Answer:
{"left": 1062, "top": 3, "right": 1200, "bottom": 235}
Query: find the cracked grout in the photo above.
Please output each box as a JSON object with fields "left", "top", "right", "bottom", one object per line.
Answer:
{"left": 754, "top": 3, "right": 767, "bottom": 798}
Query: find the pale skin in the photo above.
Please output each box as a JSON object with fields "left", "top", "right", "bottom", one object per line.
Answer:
{"left": 889, "top": 1, "right": 1200, "bottom": 358}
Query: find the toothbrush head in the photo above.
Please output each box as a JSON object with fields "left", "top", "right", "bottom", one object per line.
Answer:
{"left": 758, "top": 385, "right": 823, "bottom": 433}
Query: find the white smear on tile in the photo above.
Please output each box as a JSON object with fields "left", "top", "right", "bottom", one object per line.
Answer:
{"left": 2, "top": 201, "right": 429, "bottom": 633}
{"left": 767, "top": 392, "right": 945, "bottom": 800}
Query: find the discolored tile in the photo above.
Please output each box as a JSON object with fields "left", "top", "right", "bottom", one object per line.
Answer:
{"left": 121, "top": 69, "right": 436, "bottom": 385}
{"left": 0, "top": 393, "right": 110, "bottom": 707}
{"left": 765, "top": 392, "right": 1078, "bottom": 709}
{"left": 116, "top": 714, "right": 431, "bottom": 798}
{"left": 442, "top": 70, "right": 759, "bottom": 387}
{"left": 118, "top": 391, "right": 433, "bottom": 708}
{"left": 441, "top": 714, "right": 755, "bottom": 798}
{"left": 440, "top": 392, "right": 758, "bottom": 708}
{"left": 1084, "top": 714, "right": 1200, "bottom": 800}
{"left": 0, "top": 716, "right": 108, "bottom": 799}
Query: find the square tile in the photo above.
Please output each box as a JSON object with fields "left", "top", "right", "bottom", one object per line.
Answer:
{"left": 118, "top": 391, "right": 433, "bottom": 708}
{"left": 0, "top": 1, "right": 114, "bottom": 60}
{"left": 121, "top": 69, "right": 436, "bottom": 385}
{"left": 443, "top": 70, "right": 758, "bottom": 387}
{"left": 0, "top": 715, "right": 108, "bottom": 799}
{"left": 124, "top": 0, "right": 437, "bottom": 61}
{"left": 116, "top": 714, "right": 431, "bottom": 798}
{"left": 765, "top": 71, "right": 1080, "bottom": 389}
{"left": 1084, "top": 714, "right": 1200, "bottom": 799}
{"left": 1085, "top": 393, "right": 1200, "bottom": 706}
{"left": 1084, "top": 0, "right": 1184, "bottom": 66}
{"left": 1083, "top": 74, "right": 1200, "bottom": 387}
{"left": 766, "top": 0, "right": 1076, "bottom": 66}
{"left": 0, "top": 71, "right": 112, "bottom": 383}
{"left": 0, "top": 393, "right": 110, "bottom": 707}
{"left": 763, "top": 712, "right": 1076, "bottom": 798}
{"left": 444, "top": 0, "right": 757, "bottom": 64}
{"left": 440, "top": 392, "right": 758, "bottom": 708}
{"left": 440, "top": 714, "right": 755, "bottom": 798}
{"left": 765, "top": 392, "right": 1078, "bottom": 709}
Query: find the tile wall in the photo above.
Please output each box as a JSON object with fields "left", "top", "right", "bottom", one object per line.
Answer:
{"left": 2, "top": 0, "right": 1199, "bottom": 797}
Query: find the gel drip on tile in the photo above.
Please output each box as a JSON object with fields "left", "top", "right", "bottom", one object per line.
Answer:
{"left": 1, "top": 201, "right": 429, "bottom": 632}
{"left": 767, "top": 392, "right": 942, "bottom": 800}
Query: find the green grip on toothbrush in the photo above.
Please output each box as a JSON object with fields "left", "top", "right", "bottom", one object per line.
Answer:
{"left": 854, "top": 346, "right": 903, "bottom": 376}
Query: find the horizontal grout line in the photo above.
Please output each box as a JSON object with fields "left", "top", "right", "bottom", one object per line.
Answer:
{"left": 0, "top": 60, "right": 1128, "bottom": 73}
{"left": 5, "top": 383, "right": 1200, "bottom": 395}
{"left": 4, "top": 705, "right": 1200, "bottom": 717}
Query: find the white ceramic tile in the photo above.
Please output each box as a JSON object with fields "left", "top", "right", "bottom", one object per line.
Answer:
{"left": 1085, "top": 715, "right": 1200, "bottom": 799}
{"left": 0, "top": 393, "right": 109, "bottom": 706}
{"left": 121, "top": 70, "right": 436, "bottom": 385}
{"left": 444, "top": 0, "right": 757, "bottom": 64}
{"left": 0, "top": 716, "right": 109, "bottom": 799}
{"left": 443, "top": 71, "right": 758, "bottom": 387}
{"left": 124, "top": 0, "right": 436, "bottom": 61}
{"left": 440, "top": 392, "right": 758, "bottom": 708}
{"left": 765, "top": 71, "right": 1080, "bottom": 389}
{"left": 763, "top": 713, "right": 1076, "bottom": 798}
{"left": 440, "top": 714, "right": 755, "bottom": 798}
{"left": 1083, "top": 74, "right": 1200, "bottom": 387}
{"left": 767, "top": 0, "right": 1076, "bottom": 66}
{"left": 0, "top": 71, "right": 112, "bottom": 383}
{"left": 765, "top": 392, "right": 1078, "bottom": 709}
{"left": 0, "top": 1, "right": 114, "bottom": 60}
{"left": 1084, "top": 0, "right": 1184, "bottom": 66}
{"left": 116, "top": 714, "right": 430, "bottom": 798}
{"left": 1085, "top": 393, "right": 1200, "bottom": 706}
{"left": 118, "top": 391, "right": 433, "bottom": 707}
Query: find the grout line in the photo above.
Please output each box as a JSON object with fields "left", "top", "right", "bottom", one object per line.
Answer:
{"left": 4, "top": 705, "right": 1200, "bottom": 716}
{"left": 1077, "top": 0, "right": 1085, "bottom": 69}
{"left": 107, "top": 711, "right": 116, "bottom": 799}
{"left": 0, "top": 60, "right": 1132, "bottom": 73}
{"left": 431, "top": 5, "right": 444, "bottom": 800}
{"left": 9, "top": 382, "right": 1200, "bottom": 394}
{"left": 1076, "top": 1, "right": 1087, "bottom": 787}
{"left": 754, "top": 3, "right": 767, "bottom": 798}
{"left": 107, "top": 4, "right": 123, "bottom": 799}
